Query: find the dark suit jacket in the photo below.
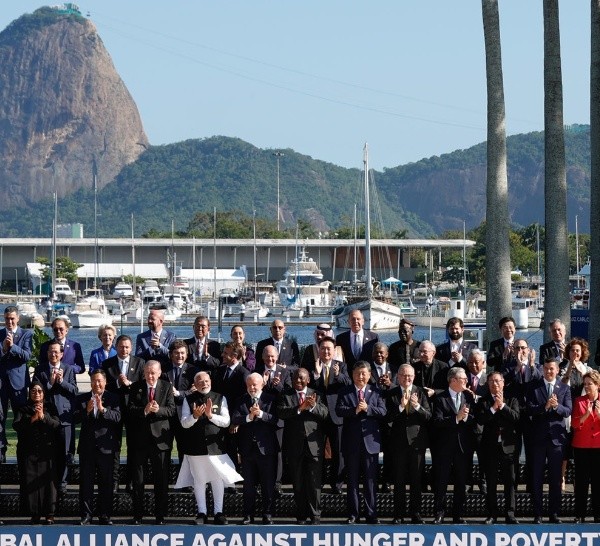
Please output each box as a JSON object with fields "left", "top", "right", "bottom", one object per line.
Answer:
{"left": 487, "top": 337, "right": 513, "bottom": 372}
{"left": 413, "top": 358, "right": 450, "bottom": 394}
{"left": 386, "top": 385, "right": 431, "bottom": 449}
{"left": 335, "top": 329, "right": 379, "bottom": 370}
{"left": 102, "top": 355, "right": 145, "bottom": 415}
{"left": 539, "top": 341, "right": 564, "bottom": 365}
{"left": 211, "top": 363, "right": 250, "bottom": 409}
{"left": 255, "top": 336, "right": 300, "bottom": 373}
{"left": 308, "top": 359, "right": 352, "bottom": 425}
{"left": 278, "top": 388, "right": 329, "bottom": 458}
{"left": 135, "top": 329, "right": 177, "bottom": 366}
{"left": 335, "top": 384, "right": 387, "bottom": 455}
{"left": 502, "top": 359, "right": 543, "bottom": 406}
{"left": 388, "top": 339, "right": 421, "bottom": 368}
{"left": 231, "top": 391, "right": 279, "bottom": 456}
{"left": 526, "top": 378, "right": 572, "bottom": 447}
{"left": 73, "top": 389, "right": 121, "bottom": 455}
{"left": 262, "top": 364, "right": 293, "bottom": 395}
{"left": 474, "top": 393, "right": 520, "bottom": 455}
{"left": 183, "top": 337, "right": 221, "bottom": 371}
{"left": 127, "top": 378, "right": 176, "bottom": 451}
{"left": 33, "top": 362, "right": 79, "bottom": 425}
{"left": 161, "top": 361, "right": 198, "bottom": 407}
{"left": 369, "top": 361, "right": 399, "bottom": 391}
{"left": 432, "top": 389, "right": 476, "bottom": 454}
{"left": 39, "top": 337, "right": 85, "bottom": 373}
{"left": 0, "top": 327, "right": 32, "bottom": 391}
{"left": 435, "top": 340, "right": 477, "bottom": 369}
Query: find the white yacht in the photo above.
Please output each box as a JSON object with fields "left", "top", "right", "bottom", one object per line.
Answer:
{"left": 69, "top": 288, "right": 113, "bottom": 328}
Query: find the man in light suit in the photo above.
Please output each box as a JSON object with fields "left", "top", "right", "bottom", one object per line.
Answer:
{"left": 255, "top": 319, "right": 300, "bottom": 374}
{"left": 335, "top": 309, "right": 379, "bottom": 371}
{"left": 127, "top": 360, "right": 176, "bottom": 525}
{"left": 102, "top": 334, "right": 145, "bottom": 491}
{"left": 309, "top": 337, "right": 351, "bottom": 494}
{"left": 39, "top": 317, "right": 85, "bottom": 373}
{"left": 73, "top": 369, "right": 121, "bottom": 525}
{"left": 386, "top": 363, "right": 431, "bottom": 524}
{"left": 474, "top": 371, "right": 520, "bottom": 525}
{"left": 336, "top": 361, "right": 387, "bottom": 524}
{"left": 278, "top": 367, "right": 329, "bottom": 524}
{"left": 0, "top": 305, "right": 32, "bottom": 460}
{"left": 526, "top": 357, "right": 572, "bottom": 524}
{"left": 135, "top": 309, "right": 176, "bottom": 367}
{"left": 33, "top": 340, "right": 79, "bottom": 494}
{"left": 231, "top": 373, "right": 279, "bottom": 525}
{"left": 184, "top": 316, "right": 221, "bottom": 371}
{"left": 435, "top": 317, "right": 476, "bottom": 370}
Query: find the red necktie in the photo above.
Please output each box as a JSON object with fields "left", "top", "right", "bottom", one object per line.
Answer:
{"left": 149, "top": 386, "right": 155, "bottom": 402}
{"left": 358, "top": 389, "right": 364, "bottom": 401}
{"left": 298, "top": 392, "right": 305, "bottom": 405}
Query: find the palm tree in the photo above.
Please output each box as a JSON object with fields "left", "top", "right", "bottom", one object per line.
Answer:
{"left": 482, "top": 0, "right": 512, "bottom": 340}
{"left": 543, "top": 0, "right": 570, "bottom": 340}
{"left": 589, "top": 1, "right": 600, "bottom": 351}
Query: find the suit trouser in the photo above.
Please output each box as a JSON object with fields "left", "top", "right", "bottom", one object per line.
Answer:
{"left": 131, "top": 447, "right": 170, "bottom": 519}
{"left": 393, "top": 443, "right": 425, "bottom": 518}
{"left": 531, "top": 440, "right": 563, "bottom": 517}
{"left": 573, "top": 447, "right": 600, "bottom": 520}
{"left": 433, "top": 446, "right": 472, "bottom": 518}
{"left": 79, "top": 450, "right": 114, "bottom": 518}
{"left": 287, "top": 442, "right": 323, "bottom": 519}
{"left": 483, "top": 443, "right": 517, "bottom": 518}
{"left": 345, "top": 443, "right": 378, "bottom": 519}
{"left": 241, "top": 446, "right": 276, "bottom": 516}
{"left": 322, "top": 419, "right": 344, "bottom": 488}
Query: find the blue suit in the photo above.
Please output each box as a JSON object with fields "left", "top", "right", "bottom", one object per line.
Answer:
{"left": 135, "top": 329, "right": 176, "bottom": 366}
{"left": 336, "top": 384, "right": 386, "bottom": 520}
{"left": 0, "top": 327, "right": 32, "bottom": 450}
{"left": 40, "top": 337, "right": 85, "bottom": 374}
{"left": 526, "top": 378, "right": 571, "bottom": 518}
{"left": 88, "top": 346, "right": 117, "bottom": 375}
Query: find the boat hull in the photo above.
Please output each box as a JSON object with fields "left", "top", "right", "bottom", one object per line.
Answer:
{"left": 334, "top": 299, "right": 402, "bottom": 330}
{"left": 70, "top": 312, "right": 113, "bottom": 328}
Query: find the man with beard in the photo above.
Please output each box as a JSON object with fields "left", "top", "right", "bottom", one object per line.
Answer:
{"left": 435, "top": 317, "right": 476, "bottom": 371}
{"left": 388, "top": 319, "right": 421, "bottom": 368}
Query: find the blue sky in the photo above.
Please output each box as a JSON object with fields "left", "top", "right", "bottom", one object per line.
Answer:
{"left": 0, "top": 1, "right": 590, "bottom": 170}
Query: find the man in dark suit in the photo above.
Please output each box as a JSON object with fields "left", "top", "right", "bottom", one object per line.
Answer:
{"left": 526, "top": 357, "right": 572, "bottom": 524}
{"left": 231, "top": 373, "right": 279, "bottom": 525}
{"left": 413, "top": 340, "right": 450, "bottom": 398}
{"left": 127, "top": 360, "right": 176, "bottom": 525}
{"left": 539, "top": 319, "right": 567, "bottom": 364}
{"left": 102, "top": 334, "right": 145, "bottom": 490}
{"left": 474, "top": 371, "right": 520, "bottom": 525}
{"left": 73, "top": 369, "right": 121, "bottom": 525}
{"left": 255, "top": 319, "right": 300, "bottom": 374}
{"left": 300, "top": 323, "right": 343, "bottom": 369}
{"left": 435, "top": 317, "right": 476, "bottom": 370}
{"left": 39, "top": 317, "right": 85, "bottom": 373}
{"left": 184, "top": 316, "right": 221, "bottom": 371}
{"left": 278, "top": 367, "right": 329, "bottom": 524}
{"left": 486, "top": 316, "right": 517, "bottom": 372}
{"left": 135, "top": 309, "right": 177, "bottom": 367}
{"left": 309, "top": 337, "right": 351, "bottom": 494}
{"left": 386, "top": 363, "right": 431, "bottom": 524}
{"left": 388, "top": 318, "right": 421, "bottom": 368}
{"left": 431, "top": 366, "right": 476, "bottom": 524}
{"left": 33, "top": 340, "right": 79, "bottom": 494}
{"left": 336, "top": 361, "right": 386, "bottom": 524}
{"left": 335, "top": 309, "right": 379, "bottom": 370}
{"left": 0, "top": 305, "right": 32, "bottom": 460}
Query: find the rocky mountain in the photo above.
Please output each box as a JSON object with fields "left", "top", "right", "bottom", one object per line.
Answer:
{"left": 0, "top": 7, "right": 148, "bottom": 211}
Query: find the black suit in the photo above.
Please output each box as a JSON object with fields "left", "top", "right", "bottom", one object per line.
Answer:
{"left": 335, "top": 330, "right": 379, "bottom": 370}
{"left": 474, "top": 393, "right": 520, "bottom": 519}
{"left": 413, "top": 358, "right": 450, "bottom": 395}
{"left": 73, "top": 390, "right": 121, "bottom": 520}
{"left": 278, "top": 388, "right": 328, "bottom": 521}
{"left": 539, "top": 341, "right": 565, "bottom": 364}
{"left": 388, "top": 339, "right": 421, "bottom": 368}
{"left": 386, "top": 385, "right": 431, "bottom": 519}
{"left": 432, "top": 389, "right": 476, "bottom": 520}
{"left": 435, "top": 340, "right": 477, "bottom": 369}
{"left": 255, "top": 336, "right": 300, "bottom": 373}
{"left": 487, "top": 337, "right": 514, "bottom": 372}
{"left": 127, "top": 379, "right": 176, "bottom": 520}
{"left": 184, "top": 337, "right": 221, "bottom": 371}
{"left": 231, "top": 391, "right": 279, "bottom": 517}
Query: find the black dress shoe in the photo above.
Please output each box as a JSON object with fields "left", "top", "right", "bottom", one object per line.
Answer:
{"left": 214, "top": 513, "right": 228, "bottom": 525}
{"left": 549, "top": 516, "right": 562, "bottom": 524}
{"left": 131, "top": 518, "right": 142, "bottom": 525}
{"left": 45, "top": 517, "right": 54, "bottom": 525}
{"left": 366, "top": 516, "right": 380, "bottom": 524}
{"left": 533, "top": 517, "right": 543, "bottom": 524}
{"left": 433, "top": 516, "right": 444, "bottom": 524}
{"left": 80, "top": 515, "right": 92, "bottom": 525}
{"left": 505, "top": 516, "right": 520, "bottom": 524}
{"left": 99, "top": 518, "right": 113, "bottom": 526}
{"left": 453, "top": 517, "right": 468, "bottom": 524}
{"left": 484, "top": 517, "right": 496, "bottom": 525}
{"left": 346, "top": 516, "right": 359, "bottom": 524}
{"left": 262, "top": 515, "right": 273, "bottom": 525}
{"left": 155, "top": 517, "right": 166, "bottom": 525}
{"left": 411, "top": 514, "right": 425, "bottom": 524}
{"left": 296, "top": 518, "right": 307, "bottom": 525}
{"left": 309, "top": 517, "right": 321, "bottom": 525}
{"left": 574, "top": 518, "right": 585, "bottom": 524}
{"left": 392, "top": 518, "right": 403, "bottom": 524}
{"left": 195, "top": 513, "right": 206, "bottom": 525}
{"left": 242, "top": 515, "right": 253, "bottom": 525}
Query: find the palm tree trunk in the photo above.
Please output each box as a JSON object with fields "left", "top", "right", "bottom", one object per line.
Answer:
{"left": 543, "top": 0, "right": 570, "bottom": 340}
{"left": 589, "top": 0, "right": 600, "bottom": 349}
{"left": 482, "top": 0, "right": 512, "bottom": 339}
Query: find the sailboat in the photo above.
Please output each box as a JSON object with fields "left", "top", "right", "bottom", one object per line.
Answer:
{"left": 333, "top": 144, "right": 403, "bottom": 330}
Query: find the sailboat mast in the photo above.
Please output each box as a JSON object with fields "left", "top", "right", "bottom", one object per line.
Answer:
{"left": 364, "top": 143, "right": 372, "bottom": 299}
{"left": 93, "top": 160, "right": 98, "bottom": 290}
{"left": 52, "top": 192, "right": 57, "bottom": 297}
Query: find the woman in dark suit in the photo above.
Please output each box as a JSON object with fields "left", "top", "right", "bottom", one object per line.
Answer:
{"left": 571, "top": 369, "right": 600, "bottom": 523}
{"left": 13, "top": 378, "right": 60, "bottom": 524}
